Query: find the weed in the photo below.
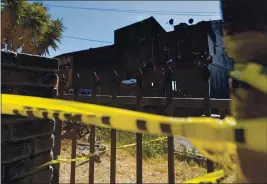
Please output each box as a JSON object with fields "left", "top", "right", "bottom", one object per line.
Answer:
{"left": 99, "top": 128, "right": 168, "bottom": 158}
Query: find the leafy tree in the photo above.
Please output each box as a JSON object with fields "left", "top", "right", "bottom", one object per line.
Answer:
{"left": 1, "top": 0, "right": 64, "bottom": 56}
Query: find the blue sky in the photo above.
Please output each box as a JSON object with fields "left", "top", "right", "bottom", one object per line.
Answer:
{"left": 41, "top": 1, "right": 222, "bottom": 58}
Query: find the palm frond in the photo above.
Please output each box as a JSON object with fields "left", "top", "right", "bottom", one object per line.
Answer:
{"left": 2, "top": 0, "right": 64, "bottom": 56}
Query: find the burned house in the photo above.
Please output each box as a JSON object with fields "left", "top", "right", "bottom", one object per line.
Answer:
{"left": 55, "top": 16, "right": 233, "bottom": 103}
{"left": 55, "top": 45, "right": 119, "bottom": 94}
{"left": 207, "top": 20, "right": 233, "bottom": 99}
{"left": 162, "top": 20, "right": 233, "bottom": 99}
{"left": 55, "top": 16, "right": 166, "bottom": 95}
{"left": 134, "top": 19, "right": 233, "bottom": 99}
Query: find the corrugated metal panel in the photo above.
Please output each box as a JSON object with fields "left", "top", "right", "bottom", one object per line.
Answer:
{"left": 208, "top": 20, "right": 233, "bottom": 99}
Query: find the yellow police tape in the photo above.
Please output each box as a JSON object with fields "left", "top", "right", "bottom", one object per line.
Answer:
{"left": 1, "top": 93, "right": 267, "bottom": 183}
{"left": 40, "top": 137, "right": 168, "bottom": 168}
{"left": 41, "top": 136, "right": 227, "bottom": 183}
{"left": 184, "top": 170, "right": 226, "bottom": 183}
{"left": 230, "top": 62, "right": 267, "bottom": 94}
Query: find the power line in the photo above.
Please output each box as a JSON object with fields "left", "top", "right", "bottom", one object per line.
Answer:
{"left": 63, "top": 36, "right": 113, "bottom": 43}
{"left": 45, "top": 4, "right": 220, "bottom": 14}
{"left": 45, "top": 4, "right": 221, "bottom": 17}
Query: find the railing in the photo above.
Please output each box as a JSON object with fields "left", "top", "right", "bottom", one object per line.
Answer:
{"left": 52, "top": 67, "right": 230, "bottom": 184}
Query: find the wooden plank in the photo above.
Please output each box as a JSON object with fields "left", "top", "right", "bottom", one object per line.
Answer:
{"left": 62, "top": 95, "right": 231, "bottom": 109}
{"left": 1, "top": 82, "right": 54, "bottom": 88}
{"left": 1, "top": 63, "right": 58, "bottom": 72}
{"left": 117, "top": 96, "right": 136, "bottom": 105}
{"left": 142, "top": 97, "right": 167, "bottom": 106}
{"left": 210, "top": 98, "right": 231, "bottom": 109}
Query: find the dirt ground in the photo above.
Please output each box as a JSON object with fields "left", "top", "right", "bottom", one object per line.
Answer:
{"left": 59, "top": 139, "right": 236, "bottom": 183}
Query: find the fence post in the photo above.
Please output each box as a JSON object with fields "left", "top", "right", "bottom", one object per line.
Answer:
{"left": 136, "top": 69, "right": 143, "bottom": 184}
{"left": 89, "top": 72, "right": 97, "bottom": 184}
{"left": 202, "top": 64, "right": 214, "bottom": 173}
{"left": 110, "top": 70, "right": 119, "bottom": 184}
{"left": 165, "top": 66, "right": 175, "bottom": 184}
{"left": 52, "top": 73, "right": 64, "bottom": 184}
{"left": 70, "top": 73, "right": 80, "bottom": 184}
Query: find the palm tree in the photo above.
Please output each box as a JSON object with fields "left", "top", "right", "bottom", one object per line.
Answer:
{"left": 36, "top": 19, "right": 64, "bottom": 55}
{"left": 1, "top": 0, "right": 25, "bottom": 50}
{"left": 1, "top": 0, "right": 64, "bottom": 56}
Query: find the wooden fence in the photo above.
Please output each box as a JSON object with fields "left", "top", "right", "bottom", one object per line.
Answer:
{"left": 52, "top": 66, "right": 230, "bottom": 184}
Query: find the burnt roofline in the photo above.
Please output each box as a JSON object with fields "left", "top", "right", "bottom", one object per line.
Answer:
{"left": 54, "top": 44, "right": 114, "bottom": 59}
{"left": 115, "top": 16, "right": 166, "bottom": 33}
{"left": 173, "top": 19, "right": 222, "bottom": 28}
{"left": 55, "top": 16, "right": 166, "bottom": 59}
{"left": 55, "top": 19, "right": 222, "bottom": 59}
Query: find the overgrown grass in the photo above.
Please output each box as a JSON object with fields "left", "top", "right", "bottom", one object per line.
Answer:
{"left": 60, "top": 139, "right": 236, "bottom": 183}
{"left": 100, "top": 128, "right": 224, "bottom": 171}
{"left": 99, "top": 128, "right": 168, "bottom": 159}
